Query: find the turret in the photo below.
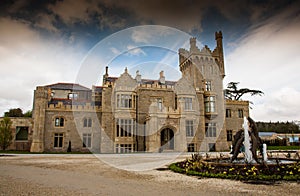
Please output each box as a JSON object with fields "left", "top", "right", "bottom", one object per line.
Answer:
{"left": 103, "top": 66, "right": 109, "bottom": 85}
{"left": 30, "top": 86, "right": 48, "bottom": 152}
{"left": 189, "top": 37, "right": 200, "bottom": 53}
{"left": 215, "top": 31, "right": 225, "bottom": 77}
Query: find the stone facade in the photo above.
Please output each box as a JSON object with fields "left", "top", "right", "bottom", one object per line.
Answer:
{"left": 0, "top": 117, "right": 33, "bottom": 151}
{"left": 22, "top": 32, "right": 249, "bottom": 153}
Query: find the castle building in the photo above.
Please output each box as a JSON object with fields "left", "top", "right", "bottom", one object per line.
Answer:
{"left": 3, "top": 32, "right": 249, "bottom": 153}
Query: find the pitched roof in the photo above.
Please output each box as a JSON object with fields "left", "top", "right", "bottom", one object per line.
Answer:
{"left": 46, "top": 83, "right": 91, "bottom": 91}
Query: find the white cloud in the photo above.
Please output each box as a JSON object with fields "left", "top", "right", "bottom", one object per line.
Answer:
{"left": 110, "top": 47, "right": 121, "bottom": 55}
{"left": 126, "top": 45, "right": 146, "bottom": 56}
{"left": 252, "top": 87, "right": 300, "bottom": 121}
{"left": 0, "top": 17, "right": 84, "bottom": 115}
{"left": 225, "top": 4, "right": 300, "bottom": 121}
{"left": 131, "top": 25, "right": 175, "bottom": 44}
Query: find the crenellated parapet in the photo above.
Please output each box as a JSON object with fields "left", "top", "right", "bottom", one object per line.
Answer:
{"left": 225, "top": 99, "right": 249, "bottom": 106}
{"left": 47, "top": 102, "right": 101, "bottom": 112}
{"left": 178, "top": 32, "right": 225, "bottom": 78}
{"left": 138, "top": 83, "right": 175, "bottom": 90}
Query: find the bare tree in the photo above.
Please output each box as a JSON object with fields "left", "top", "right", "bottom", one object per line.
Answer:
{"left": 225, "top": 82, "right": 264, "bottom": 100}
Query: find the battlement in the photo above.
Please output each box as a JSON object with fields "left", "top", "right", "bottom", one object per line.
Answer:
{"left": 225, "top": 99, "right": 249, "bottom": 106}
{"left": 215, "top": 31, "right": 223, "bottom": 40}
{"left": 138, "top": 82, "right": 175, "bottom": 90}
{"left": 179, "top": 48, "right": 189, "bottom": 55}
{"left": 47, "top": 102, "right": 101, "bottom": 112}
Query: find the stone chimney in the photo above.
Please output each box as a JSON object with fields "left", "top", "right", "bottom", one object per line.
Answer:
{"left": 159, "top": 71, "right": 165, "bottom": 84}
{"left": 135, "top": 70, "right": 141, "bottom": 83}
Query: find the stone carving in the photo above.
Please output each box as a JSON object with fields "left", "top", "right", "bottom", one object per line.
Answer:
{"left": 230, "top": 117, "right": 263, "bottom": 163}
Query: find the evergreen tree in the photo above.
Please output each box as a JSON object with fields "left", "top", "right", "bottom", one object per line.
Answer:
{"left": 224, "top": 82, "right": 264, "bottom": 100}
{"left": 4, "top": 108, "right": 24, "bottom": 117}
{"left": 0, "top": 117, "right": 13, "bottom": 150}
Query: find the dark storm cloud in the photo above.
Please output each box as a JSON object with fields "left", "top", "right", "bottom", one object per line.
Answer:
{"left": 1, "top": 0, "right": 297, "bottom": 49}
{"left": 0, "top": 0, "right": 297, "bottom": 46}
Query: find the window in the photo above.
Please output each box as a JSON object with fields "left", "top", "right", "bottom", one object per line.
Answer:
{"left": 226, "top": 109, "right": 232, "bottom": 118}
{"left": 116, "top": 119, "right": 135, "bottom": 137}
{"left": 187, "top": 143, "right": 196, "bottom": 152}
{"left": 201, "top": 65, "right": 204, "bottom": 73}
{"left": 205, "top": 123, "right": 217, "bottom": 137}
{"left": 68, "top": 93, "right": 78, "bottom": 100}
{"left": 15, "top": 127, "right": 28, "bottom": 141}
{"left": 227, "top": 130, "right": 233, "bottom": 141}
{"left": 115, "top": 144, "right": 133, "bottom": 153}
{"left": 205, "top": 96, "right": 216, "bottom": 113}
{"left": 238, "top": 109, "right": 244, "bottom": 118}
{"left": 117, "top": 94, "right": 135, "bottom": 108}
{"left": 208, "top": 143, "right": 216, "bottom": 152}
{"left": 205, "top": 81, "right": 212, "bottom": 91}
{"left": 54, "top": 133, "right": 63, "bottom": 148}
{"left": 157, "top": 98, "right": 163, "bottom": 111}
{"left": 82, "top": 133, "right": 92, "bottom": 148}
{"left": 209, "top": 65, "right": 213, "bottom": 74}
{"left": 186, "top": 120, "right": 194, "bottom": 137}
{"left": 55, "top": 117, "right": 64, "bottom": 127}
{"left": 83, "top": 118, "right": 92, "bottom": 127}
{"left": 183, "top": 97, "right": 193, "bottom": 111}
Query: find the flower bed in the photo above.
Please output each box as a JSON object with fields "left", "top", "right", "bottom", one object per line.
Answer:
{"left": 169, "top": 155, "right": 300, "bottom": 182}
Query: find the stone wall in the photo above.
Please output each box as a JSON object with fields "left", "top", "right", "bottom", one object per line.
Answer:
{"left": 0, "top": 117, "right": 33, "bottom": 151}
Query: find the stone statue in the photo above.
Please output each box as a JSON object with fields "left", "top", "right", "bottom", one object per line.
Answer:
{"left": 230, "top": 117, "right": 263, "bottom": 163}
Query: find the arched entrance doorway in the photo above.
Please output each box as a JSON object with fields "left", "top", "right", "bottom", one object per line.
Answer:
{"left": 160, "top": 128, "right": 174, "bottom": 150}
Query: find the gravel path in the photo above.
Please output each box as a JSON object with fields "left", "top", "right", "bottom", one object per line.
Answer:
{"left": 0, "top": 154, "right": 299, "bottom": 195}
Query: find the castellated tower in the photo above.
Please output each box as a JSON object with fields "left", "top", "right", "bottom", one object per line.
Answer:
{"left": 30, "top": 86, "right": 48, "bottom": 152}
{"left": 178, "top": 32, "right": 228, "bottom": 151}
{"left": 213, "top": 31, "right": 225, "bottom": 77}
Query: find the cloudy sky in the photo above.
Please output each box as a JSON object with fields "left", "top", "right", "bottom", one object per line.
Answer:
{"left": 0, "top": 0, "right": 300, "bottom": 122}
